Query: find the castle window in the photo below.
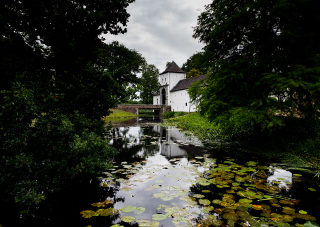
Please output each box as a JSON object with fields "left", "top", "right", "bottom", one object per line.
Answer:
{"left": 185, "top": 103, "right": 188, "bottom": 106}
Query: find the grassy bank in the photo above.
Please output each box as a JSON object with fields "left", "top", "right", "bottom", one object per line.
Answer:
{"left": 164, "top": 112, "right": 223, "bottom": 144}
{"left": 164, "top": 112, "right": 320, "bottom": 175}
{"left": 102, "top": 109, "right": 136, "bottom": 124}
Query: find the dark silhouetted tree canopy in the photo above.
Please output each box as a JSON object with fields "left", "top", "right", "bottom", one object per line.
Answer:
{"left": 140, "top": 64, "right": 160, "bottom": 104}
{"left": 0, "top": 0, "right": 145, "bottom": 216}
{"left": 191, "top": 0, "right": 320, "bottom": 134}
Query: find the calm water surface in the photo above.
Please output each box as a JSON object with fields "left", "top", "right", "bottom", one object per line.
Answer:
{"left": 79, "top": 118, "right": 320, "bottom": 227}
{"left": 4, "top": 117, "right": 320, "bottom": 226}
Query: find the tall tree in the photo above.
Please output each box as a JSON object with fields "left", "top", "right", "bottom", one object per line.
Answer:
{"left": 140, "top": 64, "right": 160, "bottom": 104}
{"left": 0, "top": 0, "right": 144, "bottom": 215}
{"left": 191, "top": 0, "right": 320, "bottom": 134}
{"left": 182, "top": 52, "right": 210, "bottom": 75}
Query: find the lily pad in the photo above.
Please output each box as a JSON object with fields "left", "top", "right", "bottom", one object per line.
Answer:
{"left": 299, "top": 210, "right": 308, "bottom": 215}
{"left": 121, "top": 216, "right": 136, "bottom": 223}
{"left": 137, "top": 219, "right": 160, "bottom": 227}
{"left": 246, "top": 161, "right": 257, "bottom": 166}
{"left": 199, "top": 199, "right": 211, "bottom": 206}
{"left": 97, "top": 208, "right": 118, "bottom": 216}
{"left": 134, "top": 207, "right": 146, "bottom": 214}
{"left": 193, "top": 194, "right": 205, "bottom": 199}
{"left": 308, "top": 188, "right": 317, "bottom": 192}
{"left": 120, "top": 205, "right": 136, "bottom": 213}
{"left": 303, "top": 221, "right": 319, "bottom": 227}
{"left": 202, "top": 206, "right": 214, "bottom": 214}
{"left": 238, "top": 198, "right": 253, "bottom": 205}
{"left": 152, "top": 214, "right": 168, "bottom": 221}
{"left": 80, "top": 210, "right": 96, "bottom": 218}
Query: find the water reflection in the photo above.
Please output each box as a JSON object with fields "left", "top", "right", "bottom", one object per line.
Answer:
{"left": 80, "top": 124, "right": 320, "bottom": 227}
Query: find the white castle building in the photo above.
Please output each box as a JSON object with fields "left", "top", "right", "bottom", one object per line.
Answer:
{"left": 153, "top": 61, "right": 206, "bottom": 112}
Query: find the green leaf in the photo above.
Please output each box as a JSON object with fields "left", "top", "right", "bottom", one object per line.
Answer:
{"left": 299, "top": 210, "right": 308, "bottom": 215}
{"left": 152, "top": 214, "right": 168, "bottom": 221}
{"left": 120, "top": 205, "right": 136, "bottom": 213}
{"left": 121, "top": 216, "right": 136, "bottom": 223}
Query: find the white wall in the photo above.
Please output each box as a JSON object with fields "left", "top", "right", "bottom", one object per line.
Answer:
{"left": 153, "top": 95, "right": 160, "bottom": 105}
{"left": 170, "top": 90, "right": 197, "bottom": 112}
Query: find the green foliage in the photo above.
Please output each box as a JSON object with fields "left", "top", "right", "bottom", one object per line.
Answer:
{"left": 192, "top": 0, "right": 320, "bottom": 135}
{"left": 161, "top": 111, "right": 175, "bottom": 119}
{"left": 105, "top": 109, "right": 137, "bottom": 118}
{"left": 161, "top": 111, "right": 188, "bottom": 119}
{"left": 186, "top": 69, "right": 203, "bottom": 79}
{"left": 165, "top": 113, "right": 223, "bottom": 143}
{"left": 1, "top": 85, "right": 116, "bottom": 207}
{"left": 0, "top": 0, "right": 141, "bottom": 211}
{"left": 182, "top": 52, "right": 210, "bottom": 75}
{"left": 139, "top": 64, "right": 160, "bottom": 104}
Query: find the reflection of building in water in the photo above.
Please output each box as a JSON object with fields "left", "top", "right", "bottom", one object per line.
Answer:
{"left": 153, "top": 125, "right": 198, "bottom": 158}
{"left": 267, "top": 167, "right": 292, "bottom": 190}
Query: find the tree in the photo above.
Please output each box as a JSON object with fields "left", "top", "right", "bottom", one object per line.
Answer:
{"left": 182, "top": 52, "right": 209, "bottom": 75}
{"left": 191, "top": 0, "right": 320, "bottom": 134}
{"left": 0, "top": 0, "right": 145, "bottom": 214}
{"left": 186, "top": 68, "right": 203, "bottom": 78}
{"left": 140, "top": 64, "right": 160, "bottom": 104}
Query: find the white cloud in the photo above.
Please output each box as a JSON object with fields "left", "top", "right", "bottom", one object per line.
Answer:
{"left": 103, "top": 0, "right": 211, "bottom": 72}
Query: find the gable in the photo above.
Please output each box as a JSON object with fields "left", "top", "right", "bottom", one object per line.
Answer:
{"left": 170, "top": 75, "right": 207, "bottom": 92}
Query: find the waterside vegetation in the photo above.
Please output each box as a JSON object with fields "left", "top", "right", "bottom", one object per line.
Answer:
{"left": 164, "top": 113, "right": 320, "bottom": 175}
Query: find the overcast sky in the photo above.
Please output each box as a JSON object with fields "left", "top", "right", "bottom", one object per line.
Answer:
{"left": 103, "top": 0, "right": 211, "bottom": 73}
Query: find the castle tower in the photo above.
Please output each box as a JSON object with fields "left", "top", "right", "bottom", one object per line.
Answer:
{"left": 157, "top": 61, "right": 186, "bottom": 105}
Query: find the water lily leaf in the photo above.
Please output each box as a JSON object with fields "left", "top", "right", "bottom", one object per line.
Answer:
{"left": 279, "top": 200, "right": 295, "bottom": 206}
{"left": 303, "top": 221, "right": 319, "bottom": 227}
{"left": 202, "top": 206, "right": 214, "bottom": 214}
{"left": 282, "top": 206, "right": 295, "bottom": 215}
{"left": 246, "top": 161, "right": 257, "bottom": 166}
{"left": 97, "top": 208, "right": 118, "bottom": 216}
{"left": 223, "top": 212, "right": 238, "bottom": 221}
{"left": 152, "top": 214, "right": 168, "bottom": 221}
{"left": 196, "top": 177, "right": 211, "bottom": 186}
{"left": 235, "top": 175, "right": 245, "bottom": 183}
{"left": 252, "top": 205, "right": 264, "bottom": 210}
{"left": 308, "top": 188, "right": 317, "bottom": 192}
{"left": 110, "top": 225, "right": 124, "bottom": 227}
{"left": 299, "top": 210, "right": 308, "bottom": 215}
{"left": 296, "top": 214, "right": 317, "bottom": 221}
{"left": 91, "top": 199, "right": 113, "bottom": 207}
{"left": 137, "top": 219, "right": 160, "bottom": 227}
{"left": 293, "top": 173, "right": 303, "bottom": 177}
{"left": 134, "top": 207, "right": 146, "bottom": 214}
{"left": 80, "top": 210, "right": 96, "bottom": 218}
{"left": 199, "top": 199, "right": 211, "bottom": 206}
{"left": 120, "top": 205, "right": 136, "bottom": 213}
{"left": 121, "top": 216, "right": 136, "bottom": 223}
{"left": 202, "top": 190, "right": 211, "bottom": 193}
{"left": 193, "top": 194, "right": 205, "bottom": 199}
{"left": 212, "top": 199, "right": 221, "bottom": 205}
{"left": 238, "top": 199, "right": 253, "bottom": 205}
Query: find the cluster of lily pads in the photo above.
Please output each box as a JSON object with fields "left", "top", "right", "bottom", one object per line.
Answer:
{"left": 191, "top": 158, "right": 318, "bottom": 226}
{"left": 80, "top": 152, "right": 319, "bottom": 227}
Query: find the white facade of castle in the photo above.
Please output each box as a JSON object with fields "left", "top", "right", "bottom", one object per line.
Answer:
{"left": 152, "top": 62, "right": 198, "bottom": 112}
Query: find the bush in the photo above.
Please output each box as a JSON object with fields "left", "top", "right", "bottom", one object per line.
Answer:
{"left": 0, "top": 85, "right": 115, "bottom": 209}
{"left": 161, "top": 111, "right": 175, "bottom": 119}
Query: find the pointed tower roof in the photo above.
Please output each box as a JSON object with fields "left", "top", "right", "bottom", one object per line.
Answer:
{"left": 160, "top": 61, "right": 185, "bottom": 75}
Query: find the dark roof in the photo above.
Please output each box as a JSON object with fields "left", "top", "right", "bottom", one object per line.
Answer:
{"left": 170, "top": 75, "right": 207, "bottom": 92}
{"left": 160, "top": 61, "right": 185, "bottom": 75}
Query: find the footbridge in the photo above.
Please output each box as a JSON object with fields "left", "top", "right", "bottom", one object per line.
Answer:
{"left": 116, "top": 104, "right": 171, "bottom": 115}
